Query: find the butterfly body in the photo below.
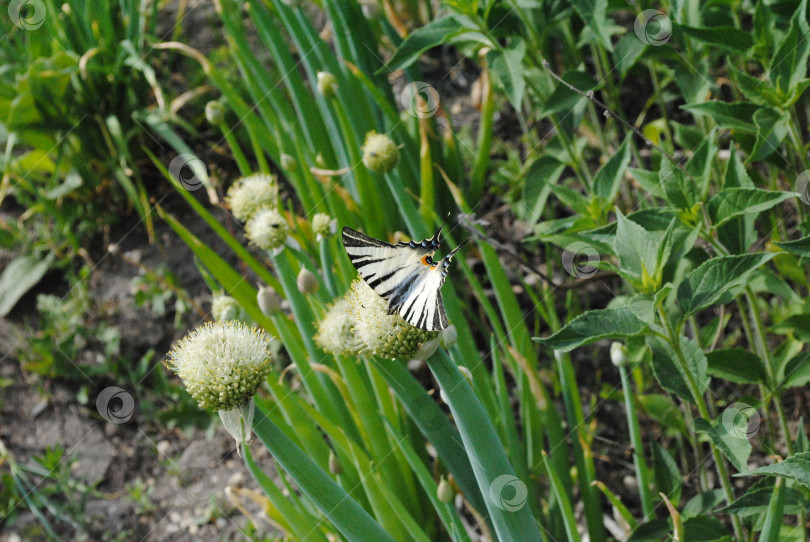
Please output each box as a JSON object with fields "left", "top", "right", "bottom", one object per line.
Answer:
{"left": 342, "top": 227, "right": 465, "bottom": 331}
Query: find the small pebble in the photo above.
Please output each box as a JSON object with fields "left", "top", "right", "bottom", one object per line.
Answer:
{"left": 156, "top": 440, "right": 170, "bottom": 460}
{"left": 622, "top": 475, "right": 638, "bottom": 491}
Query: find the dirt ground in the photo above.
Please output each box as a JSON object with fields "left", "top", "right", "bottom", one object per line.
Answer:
{"left": 0, "top": 190, "right": 284, "bottom": 540}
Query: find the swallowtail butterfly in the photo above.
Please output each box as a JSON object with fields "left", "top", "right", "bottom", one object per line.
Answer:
{"left": 342, "top": 227, "right": 467, "bottom": 331}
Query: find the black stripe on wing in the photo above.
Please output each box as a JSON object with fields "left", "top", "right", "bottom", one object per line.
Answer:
{"left": 342, "top": 227, "right": 395, "bottom": 249}
{"left": 433, "top": 290, "right": 448, "bottom": 330}
{"left": 399, "top": 272, "right": 450, "bottom": 331}
{"left": 343, "top": 227, "right": 443, "bottom": 255}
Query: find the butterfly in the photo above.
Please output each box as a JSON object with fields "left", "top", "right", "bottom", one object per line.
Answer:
{"left": 342, "top": 227, "right": 467, "bottom": 331}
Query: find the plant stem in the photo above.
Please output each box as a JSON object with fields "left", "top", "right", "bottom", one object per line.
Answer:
{"left": 657, "top": 307, "right": 744, "bottom": 540}
{"left": 617, "top": 362, "right": 655, "bottom": 519}
{"left": 469, "top": 50, "right": 494, "bottom": 205}
{"left": 743, "top": 289, "right": 794, "bottom": 455}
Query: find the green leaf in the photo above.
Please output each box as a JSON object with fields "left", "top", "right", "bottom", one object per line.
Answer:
{"left": 44, "top": 171, "right": 83, "bottom": 199}
{"left": 381, "top": 16, "right": 484, "bottom": 72}
{"left": 539, "top": 71, "right": 598, "bottom": 117}
{"left": 769, "top": 0, "right": 810, "bottom": 97}
{"left": 647, "top": 335, "right": 709, "bottom": 403}
{"left": 533, "top": 307, "right": 649, "bottom": 352}
{"left": 708, "top": 188, "right": 794, "bottom": 227}
{"left": 522, "top": 156, "right": 565, "bottom": 225}
{"left": 782, "top": 352, "right": 810, "bottom": 388}
{"left": 677, "top": 253, "right": 775, "bottom": 315}
{"left": 426, "top": 350, "right": 545, "bottom": 541}
{"left": 685, "top": 129, "right": 718, "bottom": 197}
{"left": 158, "top": 209, "right": 277, "bottom": 335}
{"left": 637, "top": 394, "right": 687, "bottom": 435}
{"left": 571, "top": 0, "right": 613, "bottom": 51}
{"left": 682, "top": 516, "right": 732, "bottom": 541}
{"left": 593, "top": 134, "right": 632, "bottom": 202}
{"left": 548, "top": 183, "right": 591, "bottom": 214}
{"left": 381, "top": 421, "right": 471, "bottom": 542}
{"left": 681, "top": 102, "right": 759, "bottom": 133}
{"left": 772, "top": 313, "right": 810, "bottom": 343}
{"left": 652, "top": 442, "right": 682, "bottom": 505}
{"left": 718, "top": 146, "right": 756, "bottom": 253}
{"left": 694, "top": 415, "right": 752, "bottom": 473}
{"left": 242, "top": 444, "right": 328, "bottom": 542}
{"left": 250, "top": 407, "right": 397, "bottom": 542}
{"left": 736, "top": 453, "right": 810, "bottom": 490}
{"left": 675, "top": 63, "right": 711, "bottom": 105}
{"left": 792, "top": 416, "right": 809, "bottom": 456}
{"left": 730, "top": 66, "right": 782, "bottom": 106}
{"left": 678, "top": 25, "right": 754, "bottom": 52}
{"left": 628, "top": 167, "right": 664, "bottom": 197}
{"left": 784, "top": 78, "right": 810, "bottom": 107}
{"left": 487, "top": 38, "right": 526, "bottom": 110}
{"left": 371, "top": 359, "right": 487, "bottom": 517}
{"left": 0, "top": 253, "right": 53, "bottom": 318}
{"left": 683, "top": 490, "right": 726, "bottom": 518}
{"left": 613, "top": 33, "right": 647, "bottom": 78}
{"left": 721, "top": 480, "right": 807, "bottom": 517}
{"left": 627, "top": 519, "right": 670, "bottom": 541}
{"left": 541, "top": 451, "right": 581, "bottom": 542}
{"left": 750, "top": 107, "right": 789, "bottom": 161}
{"left": 706, "top": 348, "right": 766, "bottom": 384}
{"left": 613, "top": 210, "right": 666, "bottom": 291}
{"left": 776, "top": 234, "right": 810, "bottom": 256}
{"left": 659, "top": 156, "right": 697, "bottom": 210}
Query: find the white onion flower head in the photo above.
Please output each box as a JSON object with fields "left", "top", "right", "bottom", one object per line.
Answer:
{"left": 312, "top": 213, "right": 337, "bottom": 241}
{"left": 167, "top": 321, "right": 272, "bottom": 412}
{"left": 362, "top": 131, "right": 399, "bottom": 174}
{"left": 245, "top": 207, "right": 289, "bottom": 250}
{"left": 315, "top": 298, "right": 362, "bottom": 356}
{"left": 212, "top": 293, "right": 240, "bottom": 322}
{"left": 226, "top": 173, "right": 278, "bottom": 222}
{"left": 346, "top": 279, "right": 438, "bottom": 359}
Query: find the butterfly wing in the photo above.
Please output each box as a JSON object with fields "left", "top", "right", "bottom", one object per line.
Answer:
{"left": 342, "top": 227, "right": 427, "bottom": 301}
{"left": 396, "top": 270, "right": 449, "bottom": 331}
{"left": 399, "top": 237, "right": 468, "bottom": 330}
{"left": 342, "top": 227, "right": 460, "bottom": 331}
